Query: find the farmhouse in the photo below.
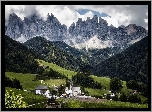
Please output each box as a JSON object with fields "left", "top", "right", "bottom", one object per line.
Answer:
{"left": 35, "top": 86, "right": 50, "bottom": 95}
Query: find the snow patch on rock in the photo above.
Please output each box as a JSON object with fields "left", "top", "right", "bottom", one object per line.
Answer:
{"left": 16, "top": 34, "right": 27, "bottom": 43}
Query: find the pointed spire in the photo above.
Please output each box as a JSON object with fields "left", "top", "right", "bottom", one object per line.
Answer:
{"left": 12, "top": 12, "right": 17, "bottom": 16}
{"left": 51, "top": 13, "right": 54, "bottom": 17}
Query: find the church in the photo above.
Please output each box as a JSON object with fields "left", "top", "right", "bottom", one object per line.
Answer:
{"left": 64, "top": 80, "right": 81, "bottom": 97}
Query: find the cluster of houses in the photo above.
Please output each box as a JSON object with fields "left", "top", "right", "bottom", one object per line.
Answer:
{"left": 34, "top": 80, "right": 138, "bottom": 100}
{"left": 35, "top": 80, "right": 83, "bottom": 99}
{"left": 35, "top": 80, "right": 115, "bottom": 100}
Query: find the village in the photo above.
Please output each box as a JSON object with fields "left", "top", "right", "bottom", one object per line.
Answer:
{"left": 32, "top": 65, "right": 114, "bottom": 100}
{"left": 34, "top": 79, "right": 122, "bottom": 106}
{"left": 15, "top": 64, "right": 140, "bottom": 108}
{"left": 35, "top": 79, "right": 138, "bottom": 99}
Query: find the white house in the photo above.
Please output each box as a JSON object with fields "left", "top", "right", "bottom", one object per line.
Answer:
{"left": 110, "top": 93, "right": 115, "bottom": 97}
{"left": 40, "top": 80, "right": 43, "bottom": 84}
{"left": 35, "top": 86, "right": 50, "bottom": 95}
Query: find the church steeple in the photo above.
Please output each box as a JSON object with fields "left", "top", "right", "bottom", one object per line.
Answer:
{"left": 69, "top": 79, "right": 73, "bottom": 90}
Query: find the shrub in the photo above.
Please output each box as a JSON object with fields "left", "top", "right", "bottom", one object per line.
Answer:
{"left": 5, "top": 87, "right": 48, "bottom": 108}
{"left": 119, "top": 93, "right": 128, "bottom": 102}
{"left": 61, "top": 100, "right": 81, "bottom": 108}
{"left": 5, "top": 76, "right": 23, "bottom": 89}
{"left": 128, "top": 94, "right": 141, "bottom": 103}
{"left": 5, "top": 90, "right": 27, "bottom": 108}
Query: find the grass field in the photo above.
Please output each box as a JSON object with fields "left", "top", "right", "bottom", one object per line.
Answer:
{"left": 89, "top": 75, "right": 128, "bottom": 97}
{"left": 5, "top": 72, "right": 66, "bottom": 91}
{"left": 90, "top": 75, "right": 111, "bottom": 90}
{"left": 90, "top": 75, "right": 128, "bottom": 92}
{"left": 36, "top": 59, "right": 77, "bottom": 79}
{"left": 85, "top": 88, "right": 111, "bottom": 97}
{"left": 43, "top": 79, "right": 66, "bottom": 87}
{"left": 5, "top": 72, "right": 45, "bottom": 90}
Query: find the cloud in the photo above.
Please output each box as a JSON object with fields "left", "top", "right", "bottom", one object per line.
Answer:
{"left": 35, "top": 5, "right": 80, "bottom": 28}
{"left": 127, "top": 5, "right": 148, "bottom": 29}
{"left": 97, "top": 5, "right": 148, "bottom": 29}
{"left": 5, "top": 5, "right": 25, "bottom": 24}
{"left": 5, "top": 5, "right": 37, "bottom": 25}
{"left": 5, "top": 5, "right": 148, "bottom": 30}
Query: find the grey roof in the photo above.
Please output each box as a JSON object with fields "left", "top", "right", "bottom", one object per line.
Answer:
{"left": 35, "top": 86, "right": 49, "bottom": 90}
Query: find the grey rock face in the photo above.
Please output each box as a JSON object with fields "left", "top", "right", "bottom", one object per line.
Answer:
{"left": 5, "top": 13, "right": 148, "bottom": 50}
{"left": 5, "top": 13, "right": 23, "bottom": 40}
{"left": 5, "top": 13, "right": 67, "bottom": 42}
{"left": 68, "top": 15, "right": 148, "bottom": 49}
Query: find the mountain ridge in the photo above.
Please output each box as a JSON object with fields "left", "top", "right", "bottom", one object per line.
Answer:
{"left": 23, "top": 36, "right": 89, "bottom": 72}
{"left": 5, "top": 12, "right": 148, "bottom": 50}
{"left": 92, "top": 36, "right": 148, "bottom": 84}
{"left": 5, "top": 35, "right": 40, "bottom": 73}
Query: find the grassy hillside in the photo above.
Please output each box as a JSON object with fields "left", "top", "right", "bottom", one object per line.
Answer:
{"left": 90, "top": 75, "right": 111, "bottom": 90}
{"left": 5, "top": 72, "right": 45, "bottom": 90}
{"left": 43, "top": 79, "right": 66, "bottom": 87}
{"left": 89, "top": 75, "right": 147, "bottom": 103}
{"left": 23, "top": 36, "right": 87, "bottom": 72}
{"left": 36, "top": 59, "right": 77, "bottom": 79}
{"left": 90, "top": 75, "right": 127, "bottom": 91}
{"left": 87, "top": 75, "right": 127, "bottom": 97}
{"left": 85, "top": 88, "right": 111, "bottom": 97}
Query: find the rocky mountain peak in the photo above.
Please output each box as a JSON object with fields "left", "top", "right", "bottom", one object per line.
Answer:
{"left": 5, "top": 12, "right": 67, "bottom": 42}
{"left": 5, "top": 12, "right": 148, "bottom": 50}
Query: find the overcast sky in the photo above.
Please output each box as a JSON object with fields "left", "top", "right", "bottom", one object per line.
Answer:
{"left": 5, "top": 5, "right": 148, "bottom": 30}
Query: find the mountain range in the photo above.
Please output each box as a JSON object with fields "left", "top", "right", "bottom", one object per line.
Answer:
{"left": 5, "top": 12, "right": 149, "bottom": 84}
{"left": 5, "top": 13, "right": 148, "bottom": 50}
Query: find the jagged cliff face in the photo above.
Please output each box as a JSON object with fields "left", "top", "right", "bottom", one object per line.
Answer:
{"left": 5, "top": 13, "right": 67, "bottom": 42}
{"left": 5, "top": 13, "right": 148, "bottom": 49}
{"left": 5, "top": 13, "right": 23, "bottom": 40}
{"left": 67, "top": 15, "right": 148, "bottom": 49}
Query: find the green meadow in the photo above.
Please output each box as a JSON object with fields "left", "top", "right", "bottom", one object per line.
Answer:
{"left": 43, "top": 79, "right": 66, "bottom": 87}
{"left": 5, "top": 72, "right": 45, "bottom": 90}
{"left": 36, "top": 59, "right": 77, "bottom": 79}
